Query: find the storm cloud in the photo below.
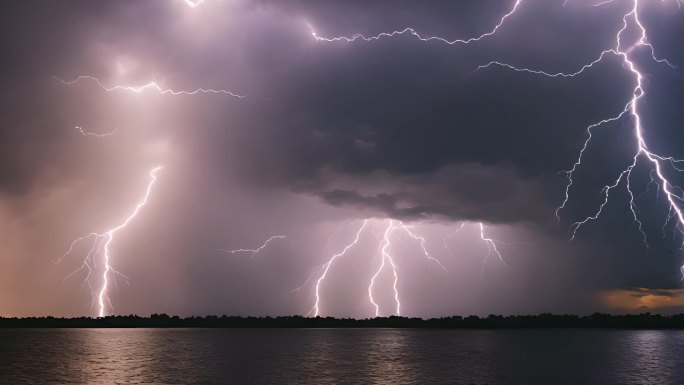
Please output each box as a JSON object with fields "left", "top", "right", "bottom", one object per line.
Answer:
{"left": 1, "top": 0, "right": 683, "bottom": 317}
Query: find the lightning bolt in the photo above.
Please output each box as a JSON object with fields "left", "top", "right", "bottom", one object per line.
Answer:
{"left": 399, "top": 223, "right": 448, "bottom": 273}
{"left": 53, "top": 75, "right": 245, "bottom": 98}
{"left": 308, "top": 0, "right": 521, "bottom": 45}
{"left": 476, "top": 49, "right": 622, "bottom": 78}
{"left": 477, "top": 0, "right": 684, "bottom": 273}
{"left": 218, "top": 235, "right": 287, "bottom": 257}
{"left": 443, "top": 222, "right": 466, "bottom": 253}
{"left": 479, "top": 223, "right": 507, "bottom": 268}
{"left": 311, "top": 219, "right": 368, "bottom": 317}
{"left": 306, "top": 219, "right": 461, "bottom": 317}
{"left": 58, "top": 166, "right": 163, "bottom": 317}
{"left": 368, "top": 220, "right": 401, "bottom": 317}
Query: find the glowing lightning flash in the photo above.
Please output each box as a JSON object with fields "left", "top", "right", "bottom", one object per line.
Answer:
{"left": 184, "top": 0, "right": 206, "bottom": 8}
{"left": 54, "top": 75, "right": 245, "bottom": 99}
{"left": 58, "top": 166, "right": 163, "bottom": 317}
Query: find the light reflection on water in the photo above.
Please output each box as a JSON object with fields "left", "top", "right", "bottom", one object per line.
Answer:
{"left": 2, "top": 328, "right": 684, "bottom": 384}
{"left": 607, "top": 331, "right": 682, "bottom": 385}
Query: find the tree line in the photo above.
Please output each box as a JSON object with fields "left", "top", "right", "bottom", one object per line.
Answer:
{"left": 3, "top": 313, "right": 684, "bottom": 328}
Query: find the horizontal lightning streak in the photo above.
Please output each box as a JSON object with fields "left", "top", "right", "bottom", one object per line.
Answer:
{"left": 218, "top": 235, "right": 287, "bottom": 257}
{"left": 476, "top": 49, "right": 619, "bottom": 78}
{"left": 54, "top": 76, "right": 245, "bottom": 99}
{"left": 309, "top": 0, "right": 521, "bottom": 45}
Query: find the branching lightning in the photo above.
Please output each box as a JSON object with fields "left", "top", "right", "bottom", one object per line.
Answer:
{"left": 311, "top": 219, "right": 368, "bottom": 317}
{"left": 54, "top": 75, "right": 245, "bottom": 98}
{"left": 55, "top": 57, "right": 245, "bottom": 316}
{"left": 58, "top": 166, "right": 163, "bottom": 317}
{"left": 218, "top": 235, "right": 287, "bottom": 257}
{"left": 476, "top": 0, "right": 684, "bottom": 274}
{"left": 368, "top": 220, "right": 401, "bottom": 317}
{"left": 399, "top": 223, "right": 448, "bottom": 273}
{"left": 305, "top": 219, "right": 500, "bottom": 317}
{"left": 479, "top": 223, "right": 507, "bottom": 268}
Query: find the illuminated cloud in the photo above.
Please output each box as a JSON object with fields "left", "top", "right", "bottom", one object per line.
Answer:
{"left": 601, "top": 288, "right": 684, "bottom": 310}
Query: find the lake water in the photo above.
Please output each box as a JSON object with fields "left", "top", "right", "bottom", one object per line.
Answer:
{"left": 1, "top": 328, "right": 683, "bottom": 384}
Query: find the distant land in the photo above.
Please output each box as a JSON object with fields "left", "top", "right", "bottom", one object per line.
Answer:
{"left": 4, "top": 313, "right": 684, "bottom": 328}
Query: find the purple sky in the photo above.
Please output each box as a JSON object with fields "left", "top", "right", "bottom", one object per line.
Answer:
{"left": 1, "top": 0, "right": 684, "bottom": 317}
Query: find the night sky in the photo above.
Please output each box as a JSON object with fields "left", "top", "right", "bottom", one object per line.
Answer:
{"left": 1, "top": 0, "right": 684, "bottom": 318}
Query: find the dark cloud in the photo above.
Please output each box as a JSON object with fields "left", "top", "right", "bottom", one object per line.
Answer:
{"left": 224, "top": 0, "right": 641, "bottom": 225}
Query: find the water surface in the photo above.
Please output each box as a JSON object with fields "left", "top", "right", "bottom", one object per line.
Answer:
{"left": 1, "top": 328, "right": 682, "bottom": 384}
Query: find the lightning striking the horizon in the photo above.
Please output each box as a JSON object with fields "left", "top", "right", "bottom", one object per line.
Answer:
{"left": 54, "top": 75, "right": 245, "bottom": 98}
{"left": 218, "top": 235, "right": 287, "bottom": 257}
{"left": 368, "top": 220, "right": 401, "bottom": 316}
{"left": 311, "top": 219, "right": 368, "bottom": 317}
{"left": 306, "top": 219, "right": 502, "bottom": 317}
{"left": 58, "top": 166, "right": 163, "bottom": 317}
{"left": 475, "top": 0, "right": 684, "bottom": 274}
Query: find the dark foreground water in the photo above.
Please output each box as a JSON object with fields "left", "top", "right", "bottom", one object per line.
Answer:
{"left": 1, "top": 328, "right": 683, "bottom": 384}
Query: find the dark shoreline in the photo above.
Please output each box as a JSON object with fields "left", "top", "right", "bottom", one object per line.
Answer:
{"left": 3, "top": 313, "right": 684, "bottom": 328}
